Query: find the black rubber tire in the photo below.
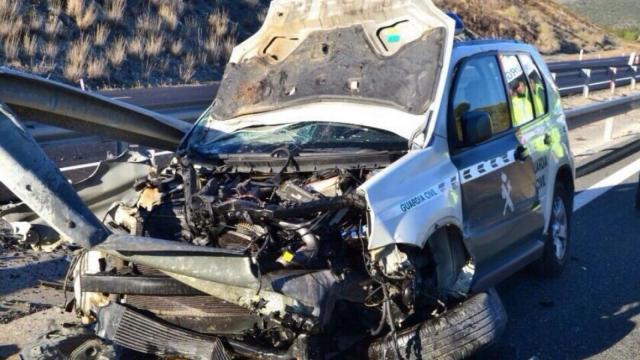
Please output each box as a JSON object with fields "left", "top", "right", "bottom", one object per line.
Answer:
{"left": 367, "top": 289, "right": 507, "bottom": 360}
{"left": 534, "top": 181, "right": 572, "bottom": 278}
{"left": 635, "top": 173, "right": 640, "bottom": 211}
{"left": 19, "top": 324, "right": 118, "bottom": 360}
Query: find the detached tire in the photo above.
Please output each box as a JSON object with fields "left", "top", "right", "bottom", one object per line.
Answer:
{"left": 635, "top": 173, "right": 640, "bottom": 211}
{"left": 368, "top": 289, "right": 507, "bottom": 360}
{"left": 534, "top": 181, "right": 572, "bottom": 277}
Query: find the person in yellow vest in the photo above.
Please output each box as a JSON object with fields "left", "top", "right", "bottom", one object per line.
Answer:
{"left": 511, "top": 79, "right": 534, "bottom": 126}
{"left": 529, "top": 72, "right": 546, "bottom": 116}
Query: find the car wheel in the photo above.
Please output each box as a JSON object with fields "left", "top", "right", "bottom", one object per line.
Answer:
{"left": 635, "top": 173, "right": 640, "bottom": 210}
{"left": 367, "top": 289, "right": 507, "bottom": 360}
{"left": 535, "top": 181, "right": 572, "bottom": 277}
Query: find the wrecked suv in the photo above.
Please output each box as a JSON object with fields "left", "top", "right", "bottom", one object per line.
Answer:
{"left": 0, "top": 1, "right": 574, "bottom": 359}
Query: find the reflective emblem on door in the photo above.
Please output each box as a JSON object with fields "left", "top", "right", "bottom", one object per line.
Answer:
{"left": 501, "top": 173, "right": 514, "bottom": 216}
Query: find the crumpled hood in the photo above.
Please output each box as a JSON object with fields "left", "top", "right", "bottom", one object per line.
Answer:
{"left": 183, "top": 0, "right": 455, "bottom": 152}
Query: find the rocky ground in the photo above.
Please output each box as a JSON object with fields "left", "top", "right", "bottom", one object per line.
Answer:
{"left": 0, "top": 244, "right": 75, "bottom": 359}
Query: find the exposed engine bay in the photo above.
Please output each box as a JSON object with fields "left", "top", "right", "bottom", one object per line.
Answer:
{"left": 72, "top": 157, "right": 458, "bottom": 358}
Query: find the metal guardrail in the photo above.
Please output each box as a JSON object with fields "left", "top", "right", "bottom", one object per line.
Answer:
{"left": 0, "top": 68, "right": 192, "bottom": 150}
{"left": 551, "top": 53, "right": 640, "bottom": 97}
{"left": 565, "top": 93, "right": 640, "bottom": 143}
{"left": 565, "top": 93, "right": 640, "bottom": 124}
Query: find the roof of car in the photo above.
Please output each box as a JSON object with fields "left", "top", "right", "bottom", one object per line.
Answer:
{"left": 454, "top": 39, "right": 523, "bottom": 48}
{"left": 452, "top": 38, "right": 539, "bottom": 57}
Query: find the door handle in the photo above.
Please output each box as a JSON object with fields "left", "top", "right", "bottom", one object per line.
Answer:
{"left": 515, "top": 145, "right": 530, "bottom": 162}
{"left": 544, "top": 133, "right": 552, "bottom": 145}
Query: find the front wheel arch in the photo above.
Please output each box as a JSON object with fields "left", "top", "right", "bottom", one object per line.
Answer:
{"left": 424, "top": 225, "right": 474, "bottom": 297}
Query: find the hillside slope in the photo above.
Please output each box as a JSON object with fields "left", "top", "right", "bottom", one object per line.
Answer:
{"left": 0, "top": 0, "right": 270, "bottom": 89}
{"left": 435, "top": 0, "right": 615, "bottom": 54}
{"left": 0, "top": 0, "right": 617, "bottom": 89}
{"left": 557, "top": 0, "right": 640, "bottom": 29}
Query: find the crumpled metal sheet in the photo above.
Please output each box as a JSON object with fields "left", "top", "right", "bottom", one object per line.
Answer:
{"left": 0, "top": 103, "right": 109, "bottom": 248}
{"left": 0, "top": 67, "right": 192, "bottom": 151}
{"left": 1, "top": 152, "right": 153, "bottom": 224}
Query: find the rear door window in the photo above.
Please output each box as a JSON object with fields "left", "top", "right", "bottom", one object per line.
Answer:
{"left": 519, "top": 54, "right": 548, "bottom": 118}
{"left": 500, "top": 55, "right": 535, "bottom": 126}
{"left": 451, "top": 55, "right": 511, "bottom": 146}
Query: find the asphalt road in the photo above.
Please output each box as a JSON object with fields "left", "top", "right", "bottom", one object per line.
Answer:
{"left": 478, "top": 154, "right": 640, "bottom": 359}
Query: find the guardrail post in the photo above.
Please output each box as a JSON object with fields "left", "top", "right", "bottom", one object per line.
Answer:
{"left": 631, "top": 66, "right": 638, "bottom": 91}
{"left": 116, "top": 141, "right": 126, "bottom": 156}
{"left": 609, "top": 67, "right": 618, "bottom": 96}
{"left": 582, "top": 69, "right": 591, "bottom": 98}
{"left": 603, "top": 117, "right": 615, "bottom": 142}
{"left": 629, "top": 52, "right": 637, "bottom": 66}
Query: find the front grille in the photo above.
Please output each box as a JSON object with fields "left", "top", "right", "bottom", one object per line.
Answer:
{"left": 97, "top": 303, "right": 231, "bottom": 360}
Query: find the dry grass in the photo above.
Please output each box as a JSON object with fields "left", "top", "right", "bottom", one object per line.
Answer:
{"left": 3, "top": 33, "right": 21, "bottom": 61}
{"left": 158, "top": 2, "right": 179, "bottom": 31}
{"left": 105, "top": 0, "right": 126, "bottom": 23}
{"left": 0, "top": 0, "right": 267, "bottom": 87}
{"left": 0, "top": 1, "right": 22, "bottom": 19}
{"left": 223, "top": 37, "right": 236, "bottom": 59}
{"left": 0, "top": 1, "right": 23, "bottom": 38}
{"left": 204, "top": 34, "right": 223, "bottom": 61}
{"left": 64, "top": 36, "right": 91, "bottom": 80}
{"left": 94, "top": 24, "right": 110, "bottom": 47}
{"left": 107, "top": 37, "right": 127, "bottom": 66}
{"left": 44, "top": 16, "right": 62, "bottom": 37}
{"left": 28, "top": 11, "right": 43, "bottom": 31}
{"left": 128, "top": 36, "right": 144, "bottom": 59}
{"left": 48, "top": 0, "right": 63, "bottom": 15}
{"left": 65, "top": 0, "right": 83, "bottom": 18}
{"left": 22, "top": 33, "right": 39, "bottom": 58}
{"left": 179, "top": 53, "right": 196, "bottom": 82}
{"left": 33, "top": 58, "right": 54, "bottom": 73}
{"left": 145, "top": 34, "right": 164, "bottom": 57}
{"left": 170, "top": 40, "right": 183, "bottom": 56}
{"left": 67, "top": 0, "right": 97, "bottom": 32}
{"left": 77, "top": 3, "right": 97, "bottom": 31}
{"left": 44, "top": 41, "right": 58, "bottom": 60}
{"left": 136, "top": 11, "right": 162, "bottom": 33}
{"left": 208, "top": 8, "right": 229, "bottom": 36}
{"left": 68, "top": 36, "right": 92, "bottom": 63}
{"left": 87, "top": 56, "right": 107, "bottom": 79}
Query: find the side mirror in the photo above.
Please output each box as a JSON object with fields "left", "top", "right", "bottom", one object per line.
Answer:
{"left": 462, "top": 111, "right": 493, "bottom": 146}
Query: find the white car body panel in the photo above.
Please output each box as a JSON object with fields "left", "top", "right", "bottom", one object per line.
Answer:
{"left": 215, "top": 0, "right": 455, "bottom": 147}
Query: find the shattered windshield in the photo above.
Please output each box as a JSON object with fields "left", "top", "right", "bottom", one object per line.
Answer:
{"left": 190, "top": 122, "right": 407, "bottom": 155}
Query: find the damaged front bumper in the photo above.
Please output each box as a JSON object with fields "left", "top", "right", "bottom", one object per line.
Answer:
{"left": 95, "top": 302, "right": 315, "bottom": 360}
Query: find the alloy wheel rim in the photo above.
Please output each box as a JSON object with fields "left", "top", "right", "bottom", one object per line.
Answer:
{"left": 551, "top": 196, "right": 568, "bottom": 261}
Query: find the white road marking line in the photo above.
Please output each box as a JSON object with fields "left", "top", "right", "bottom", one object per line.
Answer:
{"left": 60, "top": 162, "right": 101, "bottom": 172}
{"left": 574, "top": 157, "right": 640, "bottom": 211}
{"left": 59, "top": 151, "right": 174, "bottom": 173}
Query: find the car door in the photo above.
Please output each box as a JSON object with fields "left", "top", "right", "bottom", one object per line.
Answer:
{"left": 448, "top": 54, "right": 542, "bottom": 268}
{"left": 513, "top": 53, "right": 555, "bottom": 216}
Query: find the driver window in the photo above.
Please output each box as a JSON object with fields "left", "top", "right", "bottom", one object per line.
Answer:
{"left": 451, "top": 56, "right": 511, "bottom": 147}
{"left": 500, "top": 55, "right": 535, "bottom": 126}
